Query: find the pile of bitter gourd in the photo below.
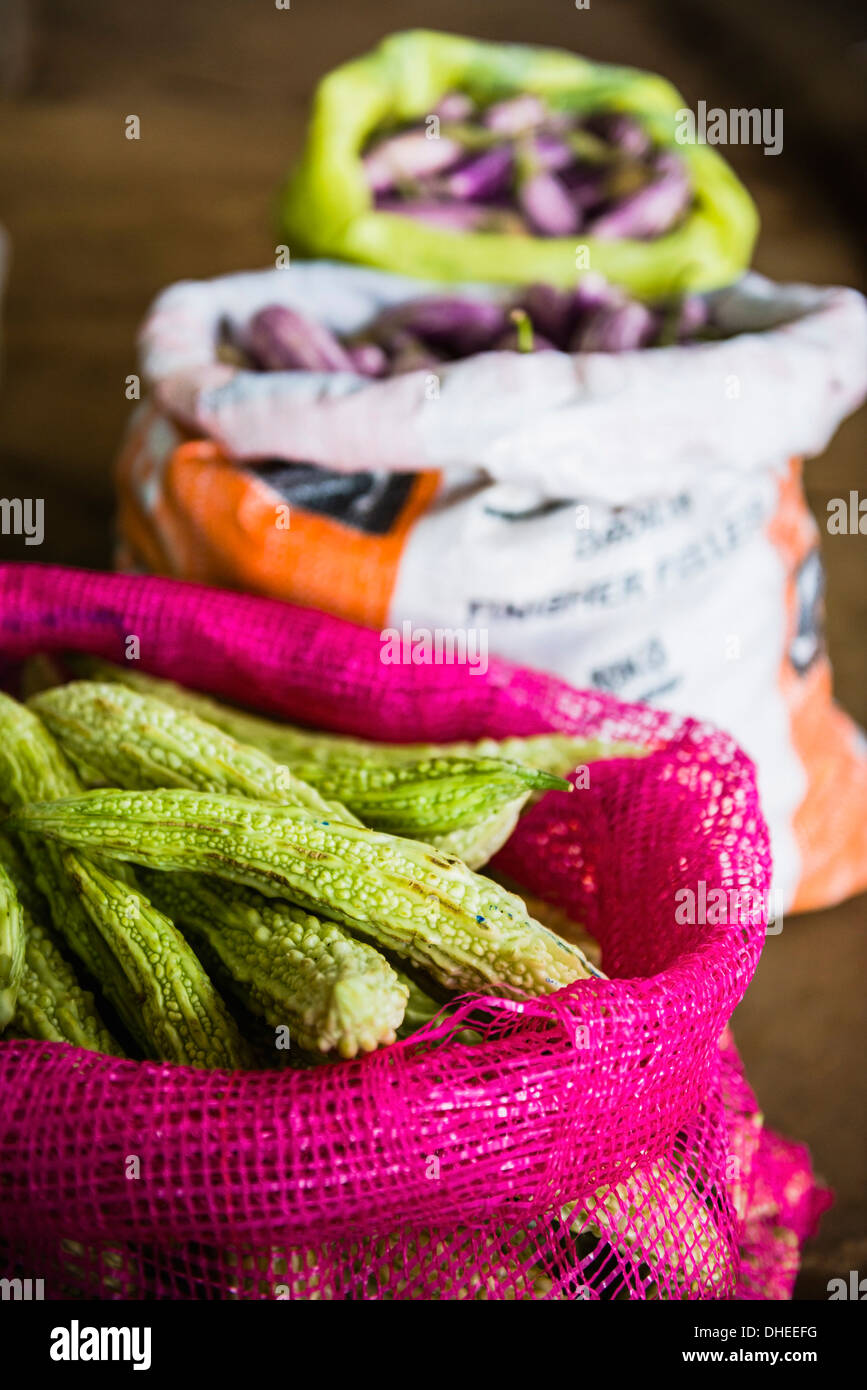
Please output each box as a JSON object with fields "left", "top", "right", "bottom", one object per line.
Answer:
{"left": 1, "top": 664, "right": 734, "bottom": 1299}
{"left": 0, "top": 656, "right": 617, "bottom": 1068}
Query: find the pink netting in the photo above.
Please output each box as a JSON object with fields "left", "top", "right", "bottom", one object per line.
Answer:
{"left": 0, "top": 564, "right": 829, "bottom": 1299}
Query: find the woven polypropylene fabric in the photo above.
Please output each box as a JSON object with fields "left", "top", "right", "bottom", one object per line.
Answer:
{"left": 0, "top": 564, "right": 829, "bottom": 1299}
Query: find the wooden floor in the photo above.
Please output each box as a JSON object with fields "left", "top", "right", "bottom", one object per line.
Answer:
{"left": 0, "top": 0, "right": 864, "bottom": 1298}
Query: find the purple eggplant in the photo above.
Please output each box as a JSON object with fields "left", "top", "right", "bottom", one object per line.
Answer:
{"left": 572, "top": 272, "right": 623, "bottom": 317}
{"left": 654, "top": 292, "right": 710, "bottom": 348}
{"left": 515, "top": 284, "right": 576, "bottom": 348}
{"left": 492, "top": 328, "right": 558, "bottom": 353}
{"left": 492, "top": 309, "right": 557, "bottom": 354}
{"left": 370, "top": 295, "right": 508, "bottom": 357}
{"left": 373, "top": 196, "right": 493, "bottom": 231}
{"left": 531, "top": 133, "right": 574, "bottom": 172}
{"left": 587, "top": 152, "right": 691, "bottom": 240}
{"left": 584, "top": 112, "right": 651, "bottom": 158}
{"left": 559, "top": 163, "right": 608, "bottom": 215}
{"left": 376, "top": 196, "right": 530, "bottom": 236}
{"left": 346, "top": 342, "right": 389, "bottom": 377}
{"left": 434, "top": 91, "right": 476, "bottom": 123}
{"left": 446, "top": 145, "right": 513, "bottom": 200}
{"left": 482, "top": 94, "right": 548, "bottom": 134}
{"left": 246, "top": 305, "right": 355, "bottom": 373}
{"left": 388, "top": 332, "right": 445, "bottom": 375}
{"left": 675, "top": 294, "right": 709, "bottom": 340}
{"left": 363, "top": 131, "right": 463, "bottom": 193}
{"left": 570, "top": 300, "right": 659, "bottom": 353}
{"left": 518, "top": 170, "right": 581, "bottom": 237}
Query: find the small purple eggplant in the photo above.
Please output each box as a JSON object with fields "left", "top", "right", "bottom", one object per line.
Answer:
{"left": 518, "top": 170, "right": 582, "bottom": 237}
{"left": 346, "top": 342, "right": 389, "bottom": 377}
{"left": 374, "top": 197, "right": 493, "bottom": 231}
{"left": 655, "top": 292, "right": 710, "bottom": 347}
{"left": 492, "top": 328, "right": 558, "bottom": 353}
{"left": 570, "top": 300, "right": 659, "bottom": 353}
{"left": 531, "top": 133, "right": 574, "bottom": 172}
{"left": 492, "top": 309, "right": 557, "bottom": 354}
{"left": 482, "top": 94, "right": 548, "bottom": 134}
{"left": 246, "top": 305, "right": 355, "bottom": 373}
{"left": 585, "top": 112, "right": 651, "bottom": 158}
{"left": 363, "top": 131, "right": 463, "bottom": 193}
{"left": 587, "top": 152, "right": 691, "bottom": 240}
{"left": 559, "top": 163, "right": 608, "bottom": 213}
{"left": 515, "top": 284, "right": 576, "bottom": 349}
{"left": 388, "top": 332, "right": 445, "bottom": 375}
{"left": 572, "top": 272, "right": 623, "bottom": 317}
{"left": 434, "top": 91, "right": 476, "bottom": 123}
{"left": 371, "top": 295, "right": 508, "bottom": 357}
{"left": 675, "top": 294, "right": 709, "bottom": 340}
{"left": 446, "top": 145, "right": 513, "bottom": 200}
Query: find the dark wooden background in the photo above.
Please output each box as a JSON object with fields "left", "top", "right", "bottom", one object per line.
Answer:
{"left": 0, "top": 0, "right": 864, "bottom": 1298}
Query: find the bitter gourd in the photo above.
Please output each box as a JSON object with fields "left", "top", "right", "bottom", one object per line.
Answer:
{"left": 31, "top": 681, "right": 360, "bottom": 826}
{"left": 277, "top": 754, "right": 565, "bottom": 836}
{"left": 35, "top": 677, "right": 566, "bottom": 839}
{"left": 64, "top": 856, "right": 252, "bottom": 1069}
{"left": 0, "top": 693, "right": 145, "bottom": 1039}
{"left": 0, "top": 694, "right": 249, "bottom": 1066}
{"left": 16, "top": 788, "right": 603, "bottom": 999}
{"left": 0, "top": 861, "right": 25, "bottom": 1029}
{"left": 0, "top": 824, "right": 44, "bottom": 918}
{"left": 433, "top": 797, "right": 527, "bottom": 869}
{"left": 138, "top": 869, "right": 408, "bottom": 1058}
{"left": 0, "top": 828, "right": 123, "bottom": 1053}
{"left": 65, "top": 655, "right": 639, "bottom": 787}
{"left": 11, "top": 912, "right": 125, "bottom": 1054}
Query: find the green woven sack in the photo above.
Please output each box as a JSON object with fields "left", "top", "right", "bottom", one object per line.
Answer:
{"left": 281, "top": 29, "right": 758, "bottom": 298}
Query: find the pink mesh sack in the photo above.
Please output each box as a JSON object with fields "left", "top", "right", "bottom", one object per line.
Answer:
{"left": 0, "top": 564, "right": 829, "bottom": 1300}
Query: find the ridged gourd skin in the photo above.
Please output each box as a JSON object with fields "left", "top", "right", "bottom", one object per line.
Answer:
{"left": 15, "top": 787, "right": 603, "bottom": 999}
{"left": 0, "top": 861, "right": 25, "bottom": 1030}
{"left": 281, "top": 754, "right": 565, "bottom": 835}
{"left": 0, "top": 829, "right": 123, "bottom": 1053}
{"left": 433, "top": 797, "right": 527, "bottom": 869}
{"left": 65, "top": 856, "right": 253, "bottom": 1070}
{"left": 30, "top": 682, "right": 360, "bottom": 826}
{"left": 0, "top": 693, "right": 146, "bottom": 1040}
{"left": 139, "top": 869, "right": 408, "bottom": 1059}
{"left": 66, "top": 656, "right": 608, "bottom": 775}
{"left": 0, "top": 694, "right": 250, "bottom": 1066}
{"left": 11, "top": 912, "right": 125, "bottom": 1055}
{"left": 37, "top": 675, "right": 567, "bottom": 839}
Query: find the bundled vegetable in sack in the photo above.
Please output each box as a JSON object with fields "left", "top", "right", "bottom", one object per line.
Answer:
{"left": 0, "top": 565, "right": 829, "bottom": 1299}
{"left": 120, "top": 262, "right": 867, "bottom": 914}
{"left": 281, "top": 29, "right": 758, "bottom": 295}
